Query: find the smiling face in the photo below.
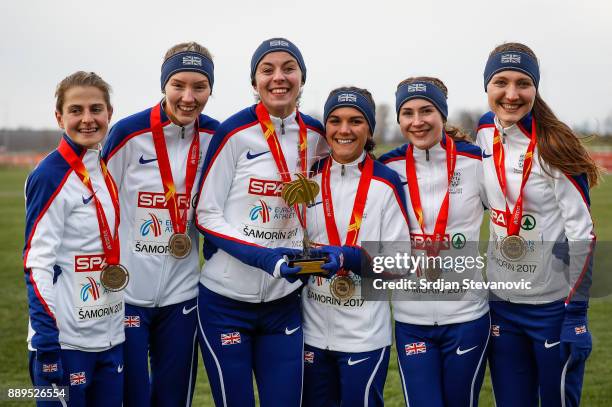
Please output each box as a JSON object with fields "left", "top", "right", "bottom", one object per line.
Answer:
{"left": 163, "top": 71, "right": 211, "bottom": 126}
{"left": 398, "top": 98, "right": 444, "bottom": 150}
{"left": 325, "top": 107, "right": 371, "bottom": 164}
{"left": 55, "top": 86, "right": 112, "bottom": 148}
{"left": 487, "top": 70, "right": 537, "bottom": 127}
{"left": 253, "top": 51, "right": 302, "bottom": 118}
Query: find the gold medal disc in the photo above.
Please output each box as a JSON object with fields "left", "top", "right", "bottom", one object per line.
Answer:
{"left": 500, "top": 235, "right": 527, "bottom": 261}
{"left": 330, "top": 275, "right": 355, "bottom": 301}
{"left": 169, "top": 233, "right": 192, "bottom": 259}
{"left": 424, "top": 266, "right": 442, "bottom": 282}
{"left": 100, "top": 264, "right": 129, "bottom": 292}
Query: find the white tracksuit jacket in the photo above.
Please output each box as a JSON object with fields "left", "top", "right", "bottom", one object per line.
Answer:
{"left": 476, "top": 112, "right": 594, "bottom": 304}
{"left": 195, "top": 104, "right": 328, "bottom": 303}
{"left": 379, "top": 134, "right": 489, "bottom": 325}
{"left": 101, "top": 102, "right": 219, "bottom": 307}
{"left": 24, "top": 135, "right": 124, "bottom": 352}
{"left": 301, "top": 152, "right": 411, "bottom": 352}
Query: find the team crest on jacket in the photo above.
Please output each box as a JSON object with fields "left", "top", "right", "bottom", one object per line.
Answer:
{"left": 405, "top": 342, "right": 427, "bottom": 355}
{"left": 221, "top": 332, "right": 241, "bottom": 345}
{"left": 491, "top": 325, "right": 500, "bottom": 337}
{"left": 450, "top": 170, "right": 462, "bottom": 194}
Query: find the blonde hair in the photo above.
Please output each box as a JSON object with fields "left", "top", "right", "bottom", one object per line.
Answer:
{"left": 55, "top": 71, "right": 112, "bottom": 113}
{"left": 163, "top": 41, "right": 212, "bottom": 62}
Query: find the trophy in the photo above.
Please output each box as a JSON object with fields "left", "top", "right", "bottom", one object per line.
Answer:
{"left": 281, "top": 173, "right": 329, "bottom": 275}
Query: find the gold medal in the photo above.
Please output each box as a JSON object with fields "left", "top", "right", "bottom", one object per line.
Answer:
{"left": 169, "top": 233, "right": 192, "bottom": 259}
{"left": 500, "top": 235, "right": 527, "bottom": 261}
{"left": 424, "top": 265, "right": 442, "bottom": 282}
{"left": 100, "top": 264, "right": 129, "bottom": 292}
{"left": 330, "top": 274, "right": 355, "bottom": 301}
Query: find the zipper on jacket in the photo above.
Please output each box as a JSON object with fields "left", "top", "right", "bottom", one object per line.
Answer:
{"left": 181, "top": 127, "right": 185, "bottom": 139}
{"left": 341, "top": 164, "right": 346, "bottom": 177}
{"left": 502, "top": 130, "right": 506, "bottom": 144}
{"left": 426, "top": 149, "right": 430, "bottom": 161}
{"left": 281, "top": 120, "right": 285, "bottom": 135}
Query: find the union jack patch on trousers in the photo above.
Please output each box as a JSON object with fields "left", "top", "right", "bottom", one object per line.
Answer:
{"left": 405, "top": 342, "right": 427, "bottom": 355}
{"left": 491, "top": 325, "right": 500, "bottom": 337}
{"left": 70, "top": 372, "right": 86, "bottom": 385}
{"left": 575, "top": 325, "right": 587, "bottom": 335}
{"left": 221, "top": 332, "right": 241, "bottom": 345}
{"left": 304, "top": 351, "right": 314, "bottom": 363}
{"left": 42, "top": 363, "right": 58, "bottom": 373}
{"left": 124, "top": 315, "right": 140, "bottom": 327}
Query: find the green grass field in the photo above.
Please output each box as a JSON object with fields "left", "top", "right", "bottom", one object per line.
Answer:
{"left": 0, "top": 167, "right": 610, "bottom": 406}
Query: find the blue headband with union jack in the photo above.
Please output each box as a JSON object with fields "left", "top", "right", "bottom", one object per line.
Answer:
{"left": 395, "top": 81, "right": 448, "bottom": 121}
{"left": 324, "top": 90, "right": 376, "bottom": 134}
{"left": 161, "top": 51, "right": 214, "bottom": 92}
{"left": 484, "top": 50, "right": 539, "bottom": 91}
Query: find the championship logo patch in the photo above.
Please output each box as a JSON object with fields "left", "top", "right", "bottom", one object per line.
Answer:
{"left": 221, "top": 332, "right": 241, "bottom": 345}
{"left": 70, "top": 372, "right": 86, "bottom": 386}
{"left": 405, "top": 342, "right": 427, "bottom": 355}
{"left": 491, "top": 325, "right": 500, "bottom": 337}
{"left": 304, "top": 351, "right": 315, "bottom": 363}
{"left": 124, "top": 315, "right": 140, "bottom": 328}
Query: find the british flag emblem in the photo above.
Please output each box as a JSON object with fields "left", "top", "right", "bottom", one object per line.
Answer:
{"left": 70, "top": 372, "right": 86, "bottom": 385}
{"left": 338, "top": 93, "right": 357, "bottom": 103}
{"left": 270, "top": 39, "right": 289, "bottom": 47}
{"left": 304, "top": 351, "right": 315, "bottom": 364}
{"left": 124, "top": 316, "right": 140, "bottom": 328}
{"left": 221, "top": 332, "right": 241, "bottom": 346}
{"left": 42, "top": 363, "right": 58, "bottom": 373}
{"left": 405, "top": 342, "right": 427, "bottom": 355}
{"left": 491, "top": 325, "right": 500, "bottom": 337}
{"left": 575, "top": 325, "right": 587, "bottom": 335}
{"left": 182, "top": 55, "right": 202, "bottom": 66}
{"left": 407, "top": 83, "right": 427, "bottom": 93}
{"left": 501, "top": 53, "right": 521, "bottom": 64}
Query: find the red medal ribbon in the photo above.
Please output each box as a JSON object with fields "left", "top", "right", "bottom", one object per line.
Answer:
{"left": 405, "top": 134, "right": 457, "bottom": 256}
{"left": 150, "top": 103, "right": 200, "bottom": 235}
{"left": 58, "top": 138, "right": 120, "bottom": 265}
{"left": 255, "top": 102, "right": 308, "bottom": 227}
{"left": 492, "top": 118, "right": 537, "bottom": 236}
{"left": 321, "top": 155, "right": 374, "bottom": 247}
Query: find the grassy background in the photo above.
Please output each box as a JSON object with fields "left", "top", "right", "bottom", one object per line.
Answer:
{"left": 0, "top": 167, "right": 610, "bottom": 406}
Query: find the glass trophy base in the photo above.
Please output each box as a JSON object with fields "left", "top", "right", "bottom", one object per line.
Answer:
{"left": 289, "top": 257, "right": 330, "bottom": 275}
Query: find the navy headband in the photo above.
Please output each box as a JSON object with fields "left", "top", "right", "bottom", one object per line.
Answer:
{"left": 250, "top": 38, "right": 307, "bottom": 84}
{"left": 395, "top": 81, "right": 448, "bottom": 121}
{"left": 160, "top": 51, "right": 214, "bottom": 92}
{"left": 483, "top": 50, "right": 539, "bottom": 91}
{"left": 323, "top": 91, "right": 376, "bottom": 135}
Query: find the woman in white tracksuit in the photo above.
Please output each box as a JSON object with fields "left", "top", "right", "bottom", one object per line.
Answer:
{"left": 301, "top": 86, "right": 411, "bottom": 407}
{"left": 25, "top": 71, "right": 124, "bottom": 406}
{"left": 477, "top": 42, "right": 598, "bottom": 407}
{"left": 379, "top": 76, "right": 490, "bottom": 407}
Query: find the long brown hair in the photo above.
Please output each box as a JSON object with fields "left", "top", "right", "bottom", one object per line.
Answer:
{"left": 489, "top": 43, "right": 601, "bottom": 187}
{"left": 397, "top": 76, "right": 472, "bottom": 142}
